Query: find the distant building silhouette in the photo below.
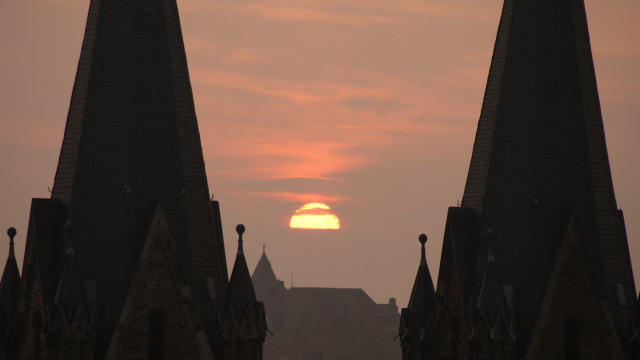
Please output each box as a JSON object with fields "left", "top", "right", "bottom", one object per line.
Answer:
{"left": 0, "top": 0, "right": 264, "bottom": 359}
{"left": 252, "top": 248, "right": 400, "bottom": 360}
{"left": 400, "top": 0, "right": 640, "bottom": 358}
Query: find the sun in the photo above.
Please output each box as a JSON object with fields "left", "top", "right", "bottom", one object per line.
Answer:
{"left": 289, "top": 203, "right": 340, "bottom": 230}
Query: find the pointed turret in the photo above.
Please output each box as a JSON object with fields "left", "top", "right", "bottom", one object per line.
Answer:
{"left": 407, "top": 234, "right": 435, "bottom": 325}
{"left": 0, "top": 228, "right": 21, "bottom": 333}
{"left": 226, "top": 225, "right": 258, "bottom": 318}
{"left": 220, "top": 225, "right": 266, "bottom": 360}
{"left": 252, "top": 245, "right": 278, "bottom": 285}
{"left": 400, "top": 234, "right": 435, "bottom": 359}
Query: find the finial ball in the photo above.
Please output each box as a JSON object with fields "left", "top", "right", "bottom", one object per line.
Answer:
{"left": 419, "top": 234, "right": 427, "bottom": 245}
{"left": 7, "top": 227, "right": 16, "bottom": 239}
{"left": 65, "top": 221, "right": 75, "bottom": 231}
{"left": 236, "top": 224, "right": 245, "bottom": 236}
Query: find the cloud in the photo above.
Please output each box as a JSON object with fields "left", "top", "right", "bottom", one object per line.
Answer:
{"left": 236, "top": 191, "right": 347, "bottom": 204}
{"left": 246, "top": 3, "right": 402, "bottom": 26}
{"left": 184, "top": 37, "right": 222, "bottom": 56}
{"left": 191, "top": 69, "right": 324, "bottom": 104}
{"left": 340, "top": 96, "right": 406, "bottom": 114}
{"left": 0, "top": 117, "right": 62, "bottom": 151}
{"left": 41, "top": 0, "right": 86, "bottom": 8}
{"left": 207, "top": 138, "right": 369, "bottom": 181}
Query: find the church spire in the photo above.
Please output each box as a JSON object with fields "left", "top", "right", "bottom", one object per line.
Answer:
{"left": 226, "top": 224, "right": 257, "bottom": 312}
{"left": 399, "top": 234, "right": 436, "bottom": 359}
{"left": 220, "top": 225, "right": 267, "bottom": 359}
{"left": 0, "top": 228, "right": 21, "bottom": 332}
{"left": 252, "top": 243, "right": 278, "bottom": 285}
{"left": 44, "top": 0, "right": 228, "bottom": 350}
{"left": 407, "top": 234, "right": 435, "bottom": 326}
{"left": 457, "top": 0, "right": 635, "bottom": 337}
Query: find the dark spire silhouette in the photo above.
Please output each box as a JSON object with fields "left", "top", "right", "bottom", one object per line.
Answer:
{"left": 252, "top": 244, "right": 278, "bottom": 285}
{"left": 404, "top": 1, "right": 638, "bottom": 357}
{"left": 407, "top": 234, "right": 435, "bottom": 326}
{"left": 226, "top": 224, "right": 258, "bottom": 320}
{"left": 0, "top": 228, "right": 20, "bottom": 330}
{"left": 46, "top": 0, "right": 228, "bottom": 347}
{"left": 459, "top": 0, "right": 635, "bottom": 336}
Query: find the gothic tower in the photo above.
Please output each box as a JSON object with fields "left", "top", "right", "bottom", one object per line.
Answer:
{"left": 401, "top": 0, "right": 638, "bottom": 358}
{"left": 3, "top": 0, "right": 264, "bottom": 359}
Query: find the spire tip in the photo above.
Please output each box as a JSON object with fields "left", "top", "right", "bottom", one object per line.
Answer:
{"left": 7, "top": 227, "right": 16, "bottom": 241}
{"left": 236, "top": 224, "right": 245, "bottom": 237}
{"left": 418, "top": 234, "right": 427, "bottom": 247}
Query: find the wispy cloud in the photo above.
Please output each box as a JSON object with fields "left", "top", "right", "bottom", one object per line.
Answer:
{"left": 207, "top": 138, "right": 369, "bottom": 181}
{"left": 236, "top": 191, "right": 346, "bottom": 203}
{"left": 246, "top": 4, "right": 402, "bottom": 26}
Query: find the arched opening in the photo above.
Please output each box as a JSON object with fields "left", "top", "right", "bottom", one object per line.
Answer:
{"left": 564, "top": 317, "right": 581, "bottom": 360}
{"left": 149, "top": 310, "right": 166, "bottom": 360}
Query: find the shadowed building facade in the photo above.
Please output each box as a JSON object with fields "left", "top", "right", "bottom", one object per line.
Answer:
{"left": 253, "top": 248, "right": 401, "bottom": 360}
{"left": 400, "top": 0, "right": 640, "bottom": 358}
{"left": 0, "top": 0, "right": 265, "bottom": 359}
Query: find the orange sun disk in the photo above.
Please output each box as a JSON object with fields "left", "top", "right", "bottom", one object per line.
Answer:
{"left": 289, "top": 203, "right": 340, "bottom": 230}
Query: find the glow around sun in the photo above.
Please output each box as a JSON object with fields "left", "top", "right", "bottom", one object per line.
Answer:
{"left": 289, "top": 203, "right": 340, "bottom": 230}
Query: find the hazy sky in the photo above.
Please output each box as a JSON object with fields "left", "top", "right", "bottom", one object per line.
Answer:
{"left": 1, "top": 0, "right": 639, "bottom": 307}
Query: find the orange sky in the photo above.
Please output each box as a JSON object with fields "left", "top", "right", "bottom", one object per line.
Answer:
{"left": 1, "top": 0, "right": 640, "bottom": 307}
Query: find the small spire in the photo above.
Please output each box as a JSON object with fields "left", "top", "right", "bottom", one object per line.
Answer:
{"left": 7, "top": 227, "right": 16, "bottom": 259}
{"left": 236, "top": 224, "right": 245, "bottom": 255}
{"left": 419, "top": 234, "right": 427, "bottom": 265}
{"left": 262, "top": 242, "right": 266, "bottom": 254}
{"left": 406, "top": 233, "right": 435, "bottom": 326}
{"left": 65, "top": 221, "right": 75, "bottom": 255}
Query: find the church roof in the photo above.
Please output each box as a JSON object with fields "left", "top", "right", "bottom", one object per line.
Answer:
{"left": 251, "top": 246, "right": 278, "bottom": 285}
{"left": 288, "top": 287, "right": 375, "bottom": 306}
{"left": 45, "top": 0, "right": 227, "bottom": 349}
{"left": 456, "top": 0, "right": 636, "bottom": 338}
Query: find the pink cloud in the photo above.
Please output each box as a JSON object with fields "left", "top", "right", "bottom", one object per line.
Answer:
{"left": 0, "top": 117, "right": 61, "bottom": 151}
{"left": 236, "top": 191, "right": 347, "bottom": 204}
{"left": 184, "top": 37, "right": 222, "bottom": 56}
{"left": 207, "top": 139, "right": 369, "bottom": 181}
{"left": 42, "top": 0, "right": 86, "bottom": 8}
{"left": 246, "top": 4, "right": 402, "bottom": 26}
